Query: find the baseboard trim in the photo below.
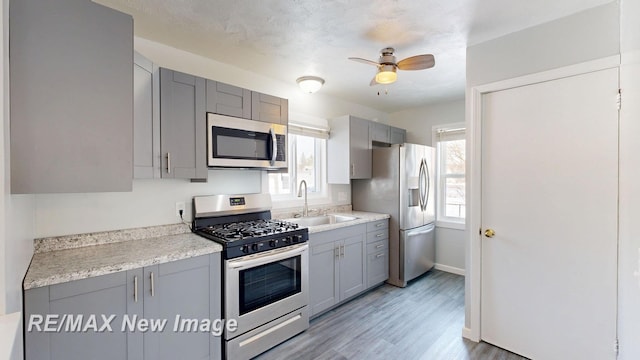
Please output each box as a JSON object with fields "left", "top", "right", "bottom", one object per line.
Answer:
{"left": 462, "top": 327, "right": 479, "bottom": 341}
{"left": 434, "top": 263, "right": 465, "bottom": 276}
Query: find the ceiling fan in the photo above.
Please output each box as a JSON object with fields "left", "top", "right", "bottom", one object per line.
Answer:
{"left": 349, "top": 47, "right": 435, "bottom": 86}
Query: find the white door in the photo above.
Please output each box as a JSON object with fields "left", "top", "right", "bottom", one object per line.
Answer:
{"left": 481, "top": 68, "right": 619, "bottom": 360}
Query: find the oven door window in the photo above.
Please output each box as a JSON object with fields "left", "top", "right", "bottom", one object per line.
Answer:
{"left": 239, "top": 255, "right": 302, "bottom": 315}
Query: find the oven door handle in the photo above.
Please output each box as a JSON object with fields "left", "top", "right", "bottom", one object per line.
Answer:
{"left": 227, "top": 243, "right": 308, "bottom": 270}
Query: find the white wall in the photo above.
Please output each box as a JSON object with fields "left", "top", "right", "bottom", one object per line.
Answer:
{"left": 389, "top": 98, "right": 465, "bottom": 146}
{"left": 465, "top": 0, "right": 620, "bottom": 338}
{"left": 467, "top": 2, "right": 619, "bottom": 87}
{"left": 618, "top": 0, "right": 640, "bottom": 358}
{"left": 389, "top": 99, "right": 466, "bottom": 273}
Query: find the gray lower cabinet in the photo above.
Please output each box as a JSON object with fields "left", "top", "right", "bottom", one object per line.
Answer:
{"left": 309, "top": 224, "right": 367, "bottom": 317}
{"left": 134, "top": 52, "right": 161, "bottom": 179}
{"left": 160, "top": 68, "right": 208, "bottom": 181}
{"left": 365, "top": 219, "right": 389, "bottom": 288}
{"left": 9, "top": 0, "right": 133, "bottom": 194}
{"left": 206, "top": 80, "right": 252, "bottom": 119}
{"left": 251, "top": 92, "right": 288, "bottom": 124}
{"left": 24, "top": 254, "right": 222, "bottom": 360}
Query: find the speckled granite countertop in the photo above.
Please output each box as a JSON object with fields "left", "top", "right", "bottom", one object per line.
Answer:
{"left": 276, "top": 211, "right": 390, "bottom": 234}
{"left": 24, "top": 224, "right": 222, "bottom": 290}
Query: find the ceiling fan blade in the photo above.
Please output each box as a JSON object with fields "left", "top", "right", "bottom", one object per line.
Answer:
{"left": 397, "top": 54, "right": 435, "bottom": 70}
{"left": 369, "top": 76, "right": 379, "bottom": 86}
{"left": 349, "top": 57, "right": 380, "bottom": 66}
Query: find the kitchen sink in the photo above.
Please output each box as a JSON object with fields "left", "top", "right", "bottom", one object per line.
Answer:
{"left": 284, "top": 214, "right": 358, "bottom": 227}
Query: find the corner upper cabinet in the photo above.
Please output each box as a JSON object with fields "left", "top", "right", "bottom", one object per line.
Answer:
{"left": 134, "top": 52, "right": 161, "bottom": 179}
{"left": 10, "top": 0, "right": 133, "bottom": 193}
{"left": 251, "top": 92, "right": 288, "bottom": 124}
{"left": 369, "top": 122, "right": 390, "bottom": 143}
{"left": 159, "top": 68, "right": 208, "bottom": 181}
{"left": 206, "top": 80, "right": 251, "bottom": 119}
{"left": 389, "top": 126, "right": 407, "bottom": 144}
{"left": 327, "top": 116, "right": 372, "bottom": 184}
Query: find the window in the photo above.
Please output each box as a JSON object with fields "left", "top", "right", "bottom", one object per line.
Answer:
{"left": 268, "top": 124, "right": 328, "bottom": 199}
{"left": 434, "top": 124, "right": 466, "bottom": 226}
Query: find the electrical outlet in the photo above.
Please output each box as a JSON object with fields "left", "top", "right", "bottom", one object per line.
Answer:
{"left": 175, "top": 202, "right": 186, "bottom": 218}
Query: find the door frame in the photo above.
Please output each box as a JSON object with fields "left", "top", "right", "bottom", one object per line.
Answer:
{"left": 464, "top": 54, "right": 621, "bottom": 342}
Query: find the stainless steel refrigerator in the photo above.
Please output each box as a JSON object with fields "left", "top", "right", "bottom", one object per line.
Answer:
{"left": 352, "top": 143, "right": 435, "bottom": 287}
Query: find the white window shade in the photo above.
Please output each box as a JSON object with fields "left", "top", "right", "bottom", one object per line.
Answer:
{"left": 435, "top": 128, "right": 465, "bottom": 142}
{"left": 288, "top": 122, "right": 330, "bottom": 139}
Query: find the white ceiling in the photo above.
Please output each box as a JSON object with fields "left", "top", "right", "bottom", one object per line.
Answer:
{"left": 97, "top": 0, "right": 613, "bottom": 113}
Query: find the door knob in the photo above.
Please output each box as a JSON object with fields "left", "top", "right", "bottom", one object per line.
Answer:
{"left": 484, "top": 229, "right": 496, "bottom": 238}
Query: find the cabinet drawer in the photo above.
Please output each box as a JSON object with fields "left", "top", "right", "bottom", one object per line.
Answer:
{"left": 367, "top": 239, "right": 388, "bottom": 255}
{"left": 366, "top": 229, "right": 388, "bottom": 243}
{"left": 366, "top": 219, "right": 388, "bottom": 232}
{"left": 367, "top": 250, "right": 388, "bottom": 287}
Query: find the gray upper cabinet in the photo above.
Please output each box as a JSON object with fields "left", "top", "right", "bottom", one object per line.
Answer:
{"left": 251, "top": 92, "right": 289, "bottom": 124}
{"left": 134, "top": 52, "right": 161, "bottom": 179}
{"left": 160, "top": 68, "right": 208, "bottom": 181}
{"left": 206, "top": 81, "right": 251, "bottom": 119}
{"left": 389, "top": 126, "right": 407, "bottom": 144}
{"left": 327, "top": 116, "right": 372, "bottom": 184}
{"left": 371, "top": 122, "right": 406, "bottom": 144}
{"left": 10, "top": 0, "right": 133, "bottom": 194}
{"left": 23, "top": 254, "right": 221, "bottom": 360}
{"left": 370, "top": 122, "right": 390, "bottom": 143}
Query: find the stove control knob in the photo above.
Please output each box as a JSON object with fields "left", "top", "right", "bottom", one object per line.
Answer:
{"left": 251, "top": 243, "right": 259, "bottom": 251}
{"left": 292, "top": 235, "right": 300, "bottom": 243}
{"left": 269, "top": 240, "right": 277, "bottom": 247}
{"left": 241, "top": 245, "right": 250, "bottom": 254}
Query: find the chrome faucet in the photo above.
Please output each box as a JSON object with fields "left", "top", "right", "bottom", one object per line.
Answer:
{"left": 297, "top": 180, "right": 308, "bottom": 217}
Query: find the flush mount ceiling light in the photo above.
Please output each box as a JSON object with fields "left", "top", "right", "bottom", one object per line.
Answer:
{"left": 375, "top": 65, "right": 397, "bottom": 84}
{"left": 296, "top": 76, "right": 325, "bottom": 93}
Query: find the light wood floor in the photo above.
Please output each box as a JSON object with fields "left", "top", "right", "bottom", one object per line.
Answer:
{"left": 255, "top": 270, "right": 528, "bottom": 360}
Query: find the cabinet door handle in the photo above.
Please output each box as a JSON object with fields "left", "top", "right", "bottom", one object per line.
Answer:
{"left": 335, "top": 247, "right": 340, "bottom": 258}
{"left": 134, "top": 276, "right": 138, "bottom": 303}
{"left": 376, "top": 223, "right": 384, "bottom": 228}
{"left": 376, "top": 233, "right": 384, "bottom": 238}
{"left": 375, "top": 244, "right": 384, "bottom": 249}
{"left": 350, "top": 164, "right": 355, "bottom": 177}
{"left": 376, "top": 253, "right": 384, "bottom": 258}
{"left": 167, "top": 153, "right": 171, "bottom": 174}
{"left": 340, "top": 245, "right": 345, "bottom": 257}
{"left": 150, "top": 272, "right": 155, "bottom": 297}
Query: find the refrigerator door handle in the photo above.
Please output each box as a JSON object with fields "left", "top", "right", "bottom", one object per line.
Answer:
{"left": 418, "top": 159, "right": 427, "bottom": 211}
{"left": 423, "top": 158, "right": 430, "bottom": 211}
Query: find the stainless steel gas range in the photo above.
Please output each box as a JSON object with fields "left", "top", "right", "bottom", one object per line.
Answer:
{"left": 192, "top": 194, "right": 309, "bottom": 360}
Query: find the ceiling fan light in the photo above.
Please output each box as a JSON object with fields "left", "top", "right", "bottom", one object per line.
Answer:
{"left": 296, "top": 76, "right": 325, "bottom": 93}
{"left": 375, "top": 66, "right": 397, "bottom": 84}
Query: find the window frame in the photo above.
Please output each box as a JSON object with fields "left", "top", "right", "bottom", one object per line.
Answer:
{"left": 433, "top": 122, "right": 466, "bottom": 230}
{"left": 268, "top": 128, "right": 329, "bottom": 205}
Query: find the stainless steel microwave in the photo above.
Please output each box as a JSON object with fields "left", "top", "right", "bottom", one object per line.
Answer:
{"left": 207, "top": 113, "right": 287, "bottom": 170}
